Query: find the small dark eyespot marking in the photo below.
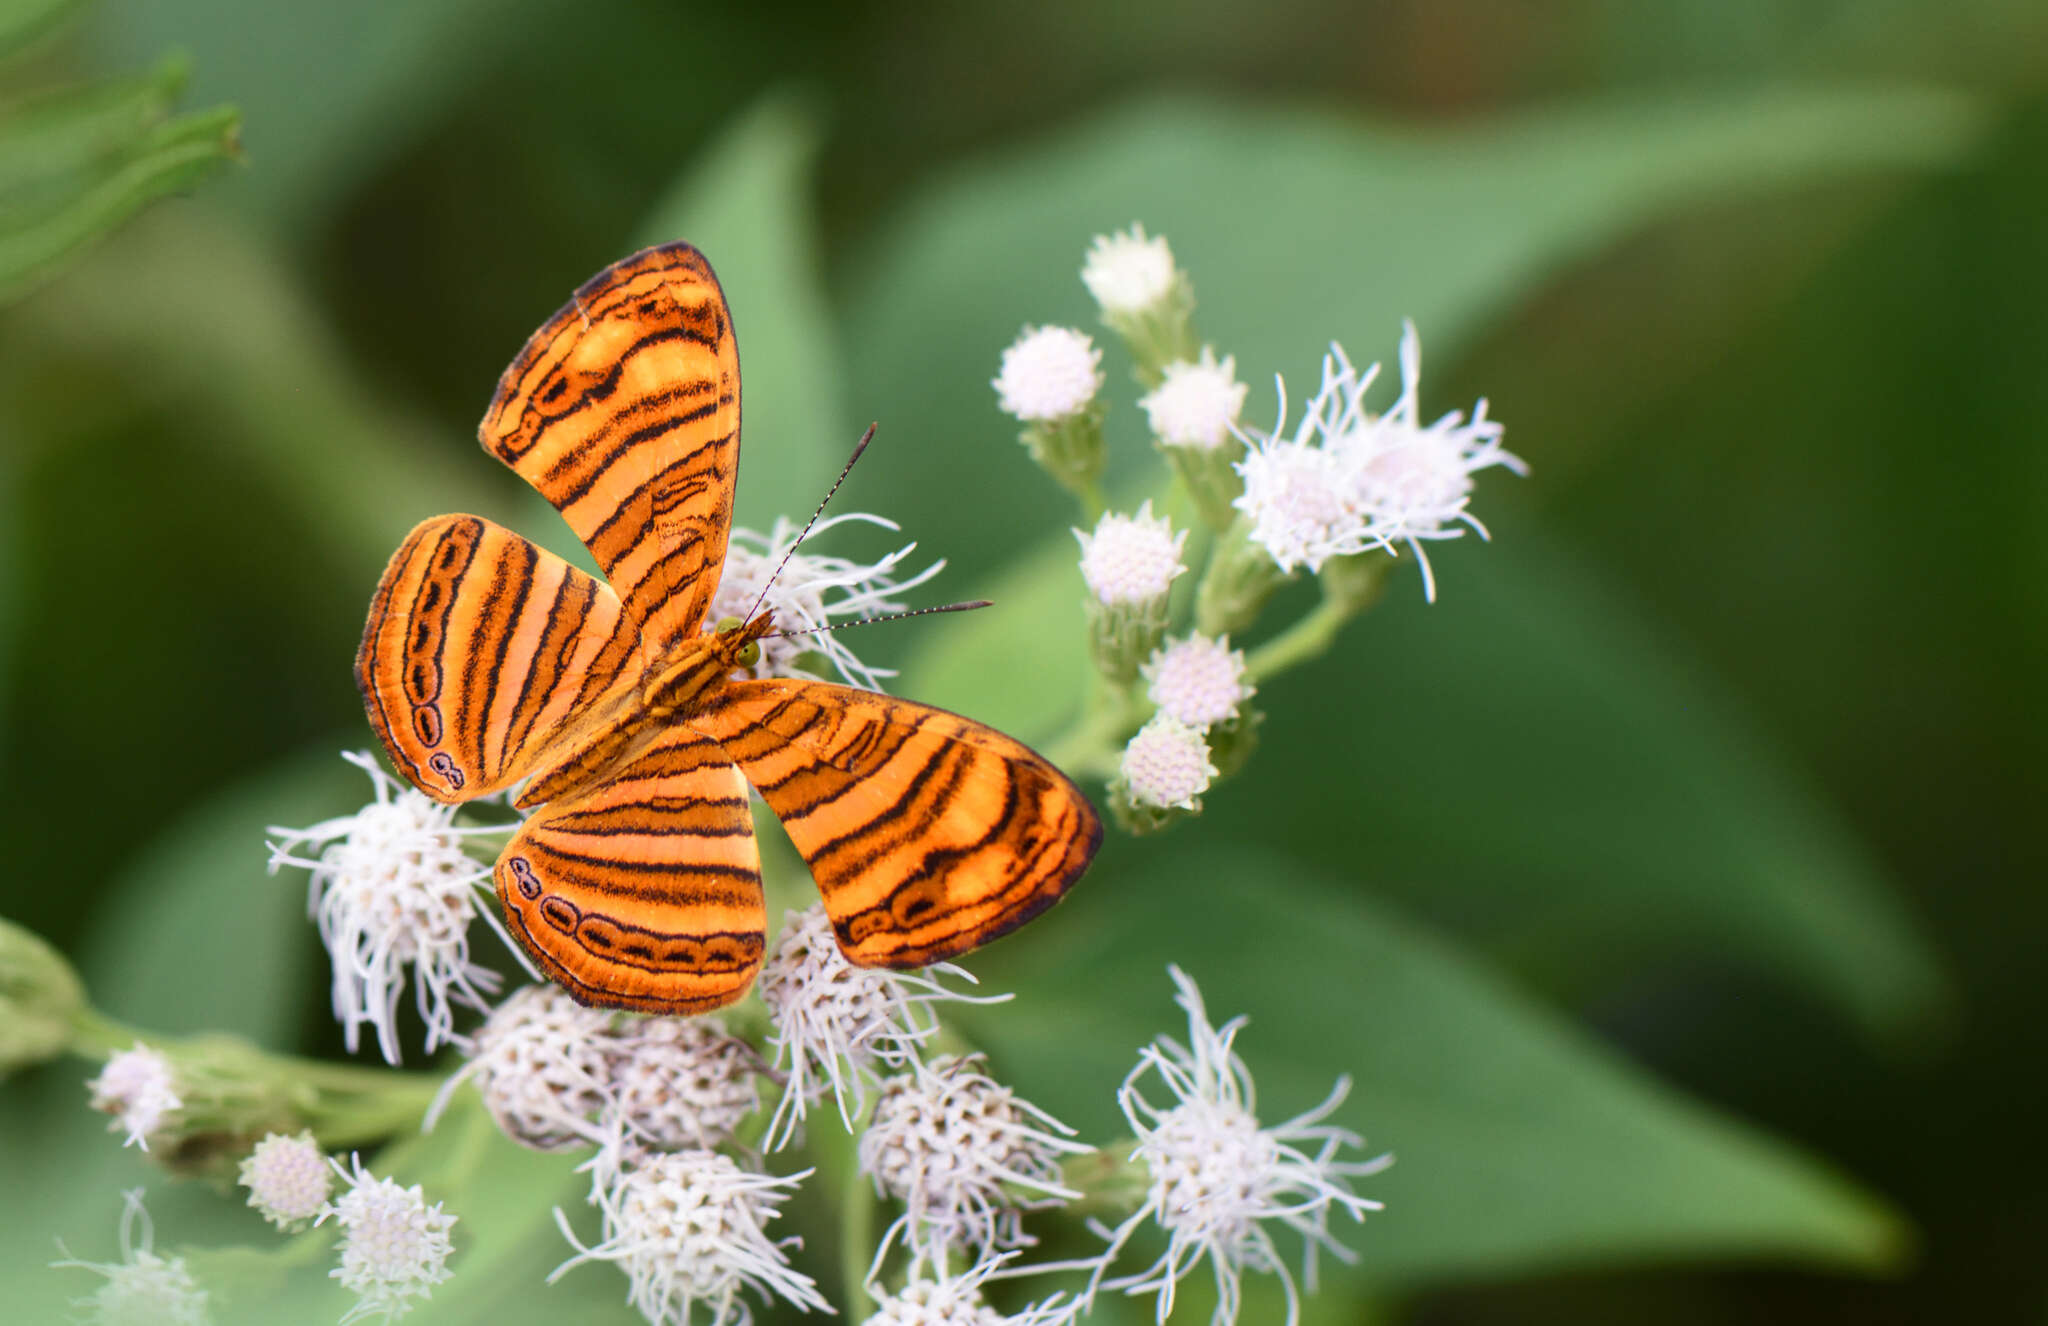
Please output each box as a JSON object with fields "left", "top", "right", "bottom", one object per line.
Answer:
{"left": 663, "top": 946, "right": 694, "bottom": 964}
{"left": 540, "top": 379, "right": 568, "bottom": 404}
{"left": 540, "top": 895, "right": 580, "bottom": 934}
{"left": 584, "top": 928, "right": 614, "bottom": 950}
{"left": 413, "top": 705, "right": 443, "bottom": 746}
{"left": 427, "top": 752, "right": 465, "bottom": 789}
{"left": 623, "top": 943, "right": 654, "bottom": 960}
{"left": 892, "top": 880, "right": 945, "bottom": 926}
{"left": 406, "top": 658, "right": 436, "bottom": 699}
{"left": 507, "top": 856, "right": 542, "bottom": 900}
{"left": 845, "top": 912, "right": 885, "bottom": 944}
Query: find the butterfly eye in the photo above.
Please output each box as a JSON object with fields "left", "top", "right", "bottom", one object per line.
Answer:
{"left": 713, "top": 615, "right": 744, "bottom": 636}
{"left": 735, "top": 640, "right": 761, "bottom": 669}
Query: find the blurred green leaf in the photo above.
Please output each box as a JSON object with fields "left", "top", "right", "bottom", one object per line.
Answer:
{"left": 76, "top": 741, "right": 370, "bottom": 1046}
{"left": 0, "top": 52, "right": 240, "bottom": 302}
{"left": 911, "top": 519, "right": 1946, "bottom": 1045}
{"left": 633, "top": 90, "right": 848, "bottom": 535}
{"left": 959, "top": 846, "right": 1906, "bottom": 1287}
{"left": 0, "top": 0, "right": 85, "bottom": 59}
{"left": 13, "top": 208, "right": 517, "bottom": 578}
{"left": 87, "top": 0, "right": 537, "bottom": 225}
{"left": 840, "top": 87, "right": 1989, "bottom": 588}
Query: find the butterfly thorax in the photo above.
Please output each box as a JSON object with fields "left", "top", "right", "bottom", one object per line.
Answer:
{"left": 512, "top": 613, "right": 775, "bottom": 810}
{"left": 640, "top": 612, "right": 776, "bottom": 719}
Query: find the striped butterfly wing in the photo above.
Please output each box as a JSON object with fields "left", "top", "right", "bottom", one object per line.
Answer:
{"left": 688, "top": 678, "right": 1102, "bottom": 969}
{"left": 493, "top": 724, "right": 766, "bottom": 1013}
{"left": 356, "top": 514, "right": 644, "bottom": 803}
{"left": 478, "top": 242, "right": 741, "bottom": 656}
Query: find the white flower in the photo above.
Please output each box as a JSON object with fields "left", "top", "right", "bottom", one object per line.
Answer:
{"left": 87, "top": 1044, "right": 180, "bottom": 1151}
{"left": 239, "top": 1131, "right": 333, "bottom": 1231}
{"left": 320, "top": 1156, "right": 458, "bottom": 1324}
{"left": 431, "top": 984, "right": 616, "bottom": 1151}
{"left": 864, "top": 1250, "right": 1077, "bottom": 1326}
{"left": 551, "top": 1149, "right": 827, "bottom": 1326}
{"left": 1233, "top": 375, "right": 1388, "bottom": 577}
{"left": 267, "top": 751, "right": 511, "bottom": 1064}
{"left": 859, "top": 1055, "right": 1089, "bottom": 1265}
{"left": 994, "top": 326, "right": 1103, "bottom": 422}
{"left": 1118, "top": 716, "right": 1217, "bottom": 811}
{"left": 1074, "top": 502, "right": 1187, "bottom": 608}
{"left": 1340, "top": 324, "right": 1522, "bottom": 599}
{"left": 51, "top": 1189, "right": 211, "bottom": 1326}
{"left": 1236, "top": 327, "right": 1521, "bottom": 598}
{"left": 604, "top": 1015, "right": 762, "bottom": 1153}
{"left": 1082, "top": 224, "right": 1180, "bottom": 317}
{"left": 1140, "top": 349, "right": 1246, "bottom": 452}
{"left": 1142, "top": 635, "right": 1253, "bottom": 730}
{"left": 704, "top": 514, "right": 944, "bottom": 690}
{"left": 1087, "top": 968, "right": 1389, "bottom": 1326}
{"left": 757, "top": 905, "right": 1002, "bottom": 1152}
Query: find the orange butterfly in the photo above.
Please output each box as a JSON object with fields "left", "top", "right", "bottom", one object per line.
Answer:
{"left": 355, "top": 243, "right": 1101, "bottom": 1015}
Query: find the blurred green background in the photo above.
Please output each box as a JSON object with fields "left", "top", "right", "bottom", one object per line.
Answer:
{"left": 3, "top": 0, "right": 2045, "bottom": 1322}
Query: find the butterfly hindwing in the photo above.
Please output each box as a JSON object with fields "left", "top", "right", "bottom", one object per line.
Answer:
{"left": 494, "top": 724, "right": 767, "bottom": 1013}
{"left": 356, "top": 514, "right": 642, "bottom": 803}
{"left": 689, "top": 678, "right": 1103, "bottom": 970}
{"left": 478, "top": 242, "right": 740, "bottom": 656}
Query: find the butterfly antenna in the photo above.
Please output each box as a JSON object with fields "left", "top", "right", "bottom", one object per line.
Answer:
{"left": 761, "top": 600, "right": 993, "bottom": 641}
{"left": 745, "top": 422, "right": 879, "bottom": 624}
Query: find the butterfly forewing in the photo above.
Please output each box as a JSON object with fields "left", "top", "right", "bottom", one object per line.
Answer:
{"left": 479, "top": 243, "right": 740, "bottom": 656}
{"left": 356, "top": 514, "right": 643, "bottom": 803}
{"left": 688, "top": 678, "right": 1103, "bottom": 970}
{"left": 494, "top": 724, "right": 767, "bottom": 1013}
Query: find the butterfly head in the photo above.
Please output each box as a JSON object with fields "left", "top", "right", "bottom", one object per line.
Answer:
{"left": 711, "top": 613, "right": 774, "bottom": 672}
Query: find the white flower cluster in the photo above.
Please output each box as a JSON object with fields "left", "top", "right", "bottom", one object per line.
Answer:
{"left": 1237, "top": 326, "right": 1522, "bottom": 599}
{"left": 994, "top": 327, "right": 1104, "bottom": 423}
{"left": 51, "top": 1190, "right": 210, "bottom": 1326}
{"left": 1140, "top": 348, "right": 1246, "bottom": 453}
{"left": 1086, "top": 968, "right": 1390, "bottom": 1326}
{"left": 757, "top": 905, "right": 1003, "bottom": 1152}
{"left": 239, "top": 1130, "right": 333, "bottom": 1230}
{"left": 87, "top": 1044, "right": 181, "bottom": 1152}
{"left": 1074, "top": 502, "right": 1188, "bottom": 610}
{"left": 554, "top": 1147, "right": 827, "bottom": 1326}
{"left": 265, "top": 751, "right": 510, "bottom": 1065}
{"left": 321, "top": 1156, "right": 459, "bottom": 1324}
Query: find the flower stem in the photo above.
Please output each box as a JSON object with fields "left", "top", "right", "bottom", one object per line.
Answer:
{"left": 833, "top": 1096, "right": 880, "bottom": 1318}
{"left": 1244, "top": 556, "right": 1387, "bottom": 684}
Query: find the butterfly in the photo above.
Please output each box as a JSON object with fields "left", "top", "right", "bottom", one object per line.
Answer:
{"left": 355, "top": 242, "right": 1101, "bottom": 1015}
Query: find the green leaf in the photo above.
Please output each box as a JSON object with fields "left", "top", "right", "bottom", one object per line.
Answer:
{"left": 632, "top": 89, "right": 848, "bottom": 535}
{"left": 0, "top": 53, "right": 241, "bottom": 302}
{"left": 840, "top": 88, "right": 1988, "bottom": 587}
{"left": 75, "top": 741, "right": 370, "bottom": 1046}
{"left": 957, "top": 846, "right": 1906, "bottom": 1286}
{"left": 0, "top": 0, "right": 86, "bottom": 59}
{"left": 86, "top": 0, "right": 534, "bottom": 225}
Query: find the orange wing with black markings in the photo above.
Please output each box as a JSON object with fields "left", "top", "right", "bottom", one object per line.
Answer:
{"left": 687, "top": 677, "right": 1102, "bottom": 970}
{"left": 479, "top": 243, "right": 741, "bottom": 655}
{"left": 359, "top": 241, "right": 1100, "bottom": 1017}
{"left": 494, "top": 725, "right": 766, "bottom": 1014}
{"left": 355, "top": 514, "right": 642, "bottom": 803}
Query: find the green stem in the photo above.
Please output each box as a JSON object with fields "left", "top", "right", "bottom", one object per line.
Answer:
{"left": 836, "top": 1097, "right": 879, "bottom": 1318}
{"left": 1041, "top": 686, "right": 1141, "bottom": 781}
{"left": 1243, "top": 594, "right": 1354, "bottom": 684}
